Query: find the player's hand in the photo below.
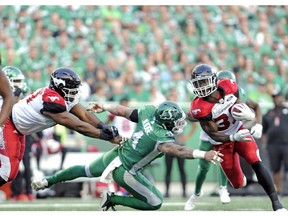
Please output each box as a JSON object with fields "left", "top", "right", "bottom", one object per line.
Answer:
{"left": 87, "top": 102, "right": 105, "bottom": 113}
{"left": 104, "top": 126, "right": 119, "bottom": 138}
{"left": 229, "top": 129, "right": 252, "bottom": 142}
{"left": 250, "top": 123, "right": 263, "bottom": 139}
{"left": 110, "top": 135, "right": 123, "bottom": 145}
{"left": 204, "top": 151, "right": 223, "bottom": 165}
{"left": 232, "top": 103, "right": 255, "bottom": 121}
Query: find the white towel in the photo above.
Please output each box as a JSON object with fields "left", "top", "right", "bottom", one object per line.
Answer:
{"left": 100, "top": 156, "right": 122, "bottom": 183}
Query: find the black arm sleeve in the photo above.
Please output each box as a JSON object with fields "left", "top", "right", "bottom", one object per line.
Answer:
{"left": 129, "top": 109, "right": 138, "bottom": 123}
{"left": 40, "top": 101, "right": 66, "bottom": 114}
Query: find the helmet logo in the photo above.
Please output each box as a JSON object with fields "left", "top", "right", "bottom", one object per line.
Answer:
{"left": 159, "top": 109, "right": 180, "bottom": 120}
{"left": 52, "top": 76, "right": 66, "bottom": 87}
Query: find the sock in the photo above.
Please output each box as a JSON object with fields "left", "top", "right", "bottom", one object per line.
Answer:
{"left": 47, "top": 165, "right": 87, "bottom": 187}
{"left": 252, "top": 161, "right": 283, "bottom": 211}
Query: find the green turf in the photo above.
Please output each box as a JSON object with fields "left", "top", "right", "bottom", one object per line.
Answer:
{"left": 0, "top": 196, "right": 287, "bottom": 211}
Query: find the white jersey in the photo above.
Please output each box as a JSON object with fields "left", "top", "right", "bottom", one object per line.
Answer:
{"left": 108, "top": 113, "right": 136, "bottom": 138}
{"left": 11, "top": 87, "right": 77, "bottom": 135}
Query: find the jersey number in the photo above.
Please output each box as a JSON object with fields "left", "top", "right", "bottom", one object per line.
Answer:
{"left": 214, "top": 113, "right": 235, "bottom": 131}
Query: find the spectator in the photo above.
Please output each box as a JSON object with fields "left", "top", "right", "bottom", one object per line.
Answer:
{"left": 262, "top": 89, "right": 288, "bottom": 195}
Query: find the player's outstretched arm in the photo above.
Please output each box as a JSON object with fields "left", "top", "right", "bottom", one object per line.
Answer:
{"left": 157, "top": 141, "right": 223, "bottom": 164}
{"left": 88, "top": 102, "right": 137, "bottom": 122}
{"left": 42, "top": 110, "right": 121, "bottom": 144}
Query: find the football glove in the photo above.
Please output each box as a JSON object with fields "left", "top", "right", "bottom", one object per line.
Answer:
{"left": 232, "top": 103, "right": 255, "bottom": 121}
{"left": 229, "top": 129, "right": 252, "bottom": 142}
{"left": 104, "top": 126, "right": 119, "bottom": 138}
{"left": 250, "top": 123, "right": 263, "bottom": 139}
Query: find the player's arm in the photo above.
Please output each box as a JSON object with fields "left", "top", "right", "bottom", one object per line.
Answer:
{"left": 87, "top": 102, "right": 138, "bottom": 123}
{"left": 43, "top": 110, "right": 121, "bottom": 142}
{"left": 70, "top": 103, "right": 109, "bottom": 128}
{"left": 199, "top": 119, "right": 251, "bottom": 142}
{"left": 0, "top": 69, "right": 14, "bottom": 127}
{"left": 157, "top": 141, "right": 223, "bottom": 163}
{"left": 246, "top": 98, "right": 262, "bottom": 124}
{"left": 186, "top": 112, "right": 199, "bottom": 122}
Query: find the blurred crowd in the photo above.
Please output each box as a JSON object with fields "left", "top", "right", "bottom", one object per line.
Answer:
{"left": 0, "top": 5, "right": 288, "bottom": 114}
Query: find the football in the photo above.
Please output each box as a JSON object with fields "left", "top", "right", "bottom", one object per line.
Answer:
{"left": 231, "top": 103, "right": 255, "bottom": 121}
{"left": 231, "top": 103, "right": 242, "bottom": 114}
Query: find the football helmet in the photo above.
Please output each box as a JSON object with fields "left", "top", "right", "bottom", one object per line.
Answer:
{"left": 217, "top": 70, "right": 236, "bottom": 81}
{"left": 49, "top": 67, "right": 81, "bottom": 102}
{"left": 190, "top": 64, "right": 217, "bottom": 98}
{"left": 155, "top": 101, "right": 187, "bottom": 135}
{"left": 2, "top": 66, "right": 26, "bottom": 92}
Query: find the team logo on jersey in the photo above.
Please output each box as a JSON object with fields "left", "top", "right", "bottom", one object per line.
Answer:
{"left": 48, "top": 96, "right": 60, "bottom": 102}
{"left": 191, "top": 108, "right": 201, "bottom": 115}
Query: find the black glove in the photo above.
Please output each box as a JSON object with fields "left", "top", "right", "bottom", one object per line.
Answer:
{"left": 105, "top": 126, "right": 119, "bottom": 138}
{"left": 97, "top": 122, "right": 119, "bottom": 138}
{"left": 99, "top": 126, "right": 119, "bottom": 141}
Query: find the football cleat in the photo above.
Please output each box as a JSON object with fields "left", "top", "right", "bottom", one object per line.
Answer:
{"left": 31, "top": 178, "right": 49, "bottom": 191}
{"left": 219, "top": 186, "right": 231, "bottom": 204}
{"left": 184, "top": 191, "right": 203, "bottom": 211}
{"left": 100, "top": 191, "right": 116, "bottom": 211}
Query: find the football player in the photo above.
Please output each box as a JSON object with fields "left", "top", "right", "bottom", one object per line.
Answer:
{"left": 185, "top": 70, "right": 263, "bottom": 210}
{"left": 0, "top": 67, "right": 120, "bottom": 186}
{"left": 31, "top": 101, "right": 223, "bottom": 211}
{"left": 188, "top": 64, "right": 286, "bottom": 212}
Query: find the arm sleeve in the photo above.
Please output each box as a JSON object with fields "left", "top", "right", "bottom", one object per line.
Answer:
{"left": 128, "top": 109, "right": 138, "bottom": 123}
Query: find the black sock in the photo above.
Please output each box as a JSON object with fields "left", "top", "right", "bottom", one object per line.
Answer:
{"left": 252, "top": 161, "right": 283, "bottom": 211}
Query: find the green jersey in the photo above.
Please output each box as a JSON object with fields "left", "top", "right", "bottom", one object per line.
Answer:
{"left": 118, "top": 105, "right": 175, "bottom": 174}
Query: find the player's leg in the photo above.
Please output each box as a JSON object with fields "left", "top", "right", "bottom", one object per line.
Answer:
{"left": 214, "top": 142, "right": 245, "bottom": 189}
{"left": 266, "top": 144, "right": 281, "bottom": 193}
{"left": 194, "top": 140, "right": 212, "bottom": 194}
{"left": 236, "top": 138, "right": 285, "bottom": 211}
{"left": 218, "top": 166, "right": 230, "bottom": 204}
{"left": 185, "top": 140, "right": 212, "bottom": 210}
{"left": 102, "top": 166, "right": 163, "bottom": 210}
{"left": 164, "top": 154, "right": 173, "bottom": 197}
{"left": 32, "top": 147, "right": 118, "bottom": 190}
{"left": 1, "top": 119, "right": 25, "bottom": 186}
{"left": 177, "top": 156, "right": 186, "bottom": 197}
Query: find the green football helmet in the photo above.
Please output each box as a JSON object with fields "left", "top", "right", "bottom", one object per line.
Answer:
{"left": 217, "top": 70, "right": 236, "bottom": 81}
{"left": 155, "top": 101, "right": 187, "bottom": 135}
{"left": 2, "top": 66, "right": 26, "bottom": 92}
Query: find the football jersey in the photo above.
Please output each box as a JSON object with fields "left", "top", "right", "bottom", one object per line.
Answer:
{"left": 118, "top": 105, "right": 175, "bottom": 175}
{"left": 191, "top": 79, "right": 242, "bottom": 145}
{"left": 199, "top": 84, "right": 247, "bottom": 142}
{"left": 11, "top": 87, "right": 77, "bottom": 135}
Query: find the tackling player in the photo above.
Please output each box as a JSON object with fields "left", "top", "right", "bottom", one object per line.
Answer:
{"left": 188, "top": 64, "right": 286, "bottom": 212}
{"left": 0, "top": 67, "right": 120, "bottom": 186}
{"left": 31, "top": 101, "right": 223, "bottom": 211}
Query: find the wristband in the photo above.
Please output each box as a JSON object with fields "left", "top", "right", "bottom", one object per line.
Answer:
{"left": 229, "top": 134, "right": 235, "bottom": 142}
{"left": 97, "top": 121, "right": 106, "bottom": 129}
{"left": 192, "top": 149, "right": 206, "bottom": 159}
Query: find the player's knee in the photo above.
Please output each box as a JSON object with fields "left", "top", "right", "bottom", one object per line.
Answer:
{"left": 149, "top": 203, "right": 162, "bottom": 210}
{"left": 231, "top": 176, "right": 246, "bottom": 189}
{"left": 147, "top": 194, "right": 163, "bottom": 210}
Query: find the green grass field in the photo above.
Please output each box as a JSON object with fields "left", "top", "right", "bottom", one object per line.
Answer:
{"left": 0, "top": 196, "right": 287, "bottom": 211}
